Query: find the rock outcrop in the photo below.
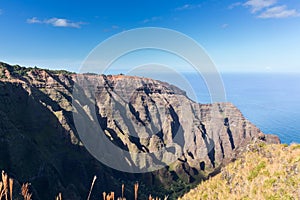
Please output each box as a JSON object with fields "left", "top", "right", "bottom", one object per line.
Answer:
{"left": 0, "top": 62, "right": 280, "bottom": 199}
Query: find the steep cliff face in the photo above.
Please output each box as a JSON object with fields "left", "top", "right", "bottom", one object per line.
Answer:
{"left": 0, "top": 62, "right": 279, "bottom": 199}
{"left": 72, "top": 72, "right": 279, "bottom": 173}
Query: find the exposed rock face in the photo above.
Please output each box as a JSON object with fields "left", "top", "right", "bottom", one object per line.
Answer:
{"left": 0, "top": 62, "right": 280, "bottom": 199}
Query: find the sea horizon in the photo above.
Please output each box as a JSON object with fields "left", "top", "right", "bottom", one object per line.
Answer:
{"left": 122, "top": 71, "right": 300, "bottom": 144}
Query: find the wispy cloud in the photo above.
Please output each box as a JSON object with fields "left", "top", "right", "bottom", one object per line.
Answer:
{"left": 142, "top": 16, "right": 162, "bottom": 24}
{"left": 27, "top": 17, "right": 40, "bottom": 24}
{"left": 103, "top": 25, "right": 120, "bottom": 32}
{"left": 221, "top": 23, "right": 229, "bottom": 29}
{"left": 175, "top": 4, "right": 201, "bottom": 11}
{"left": 244, "top": 0, "right": 277, "bottom": 13}
{"left": 228, "top": 2, "right": 242, "bottom": 9}
{"left": 230, "top": 0, "right": 300, "bottom": 19}
{"left": 26, "top": 17, "right": 85, "bottom": 28}
{"left": 258, "top": 5, "right": 300, "bottom": 18}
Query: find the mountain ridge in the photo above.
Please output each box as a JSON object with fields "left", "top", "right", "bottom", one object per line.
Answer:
{"left": 0, "top": 62, "right": 280, "bottom": 199}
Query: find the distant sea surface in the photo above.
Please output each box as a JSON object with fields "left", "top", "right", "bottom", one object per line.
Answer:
{"left": 129, "top": 71, "right": 300, "bottom": 144}
{"left": 185, "top": 73, "right": 300, "bottom": 144}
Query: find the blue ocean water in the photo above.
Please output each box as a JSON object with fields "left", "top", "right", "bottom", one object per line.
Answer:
{"left": 185, "top": 73, "right": 300, "bottom": 144}
{"left": 128, "top": 70, "right": 300, "bottom": 144}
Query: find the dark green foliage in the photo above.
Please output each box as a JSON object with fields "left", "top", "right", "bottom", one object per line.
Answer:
{"left": 47, "top": 69, "right": 75, "bottom": 75}
{"left": 82, "top": 72, "right": 98, "bottom": 76}
{"left": 0, "top": 62, "right": 76, "bottom": 78}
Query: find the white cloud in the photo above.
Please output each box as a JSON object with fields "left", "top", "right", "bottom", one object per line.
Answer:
{"left": 236, "top": 0, "right": 300, "bottom": 19}
{"left": 142, "top": 16, "right": 162, "bottom": 24}
{"left": 228, "top": 2, "right": 242, "bottom": 9}
{"left": 258, "top": 5, "right": 300, "bottom": 18}
{"left": 27, "top": 17, "right": 85, "bottom": 28}
{"left": 175, "top": 4, "right": 201, "bottom": 11}
{"left": 244, "top": 0, "right": 277, "bottom": 13}
{"left": 27, "top": 17, "right": 41, "bottom": 24}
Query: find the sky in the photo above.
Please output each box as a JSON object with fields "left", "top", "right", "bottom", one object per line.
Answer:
{"left": 0, "top": 0, "right": 300, "bottom": 73}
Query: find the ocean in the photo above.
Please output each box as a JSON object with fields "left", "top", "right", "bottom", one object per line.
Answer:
{"left": 185, "top": 73, "right": 300, "bottom": 144}
{"left": 129, "top": 71, "right": 300, "bottom": 144}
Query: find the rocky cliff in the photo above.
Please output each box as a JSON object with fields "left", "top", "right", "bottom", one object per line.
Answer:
{"left": 0, "top": 62, "right": 279, "bottom": 199}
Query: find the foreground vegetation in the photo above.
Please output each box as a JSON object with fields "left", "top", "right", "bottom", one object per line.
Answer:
{"left": 3, "top": 141, "right": 300, "bottom": 199}
{"left": 0, "top": 171, "right": 168, "bottom": 200}
{"left": 179, "top": 141, "right": 300, "bottom": 200}
{"left": 2, "top": 141, "right": 300, "bottom": 199}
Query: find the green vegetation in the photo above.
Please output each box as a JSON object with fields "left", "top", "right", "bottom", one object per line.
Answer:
{"left": 4, "top": 140, "right": 285, "bottom": 200}
{"left": 179, "top": 142, "right": 300, "bottom": 200}
{"left": 0, "top": 64, "right": 33, "bottom": 77}
{"left": 0, "top": 62, "right": 75, "bottom": 79}
{"left": 47, "top": 69, "right": 75, "bottom": 75}
{"left": 82, "top": 72, "right": 98, "bottom": 75}
{"left": 247, "top": 161, "right": 266, "bottom": 181}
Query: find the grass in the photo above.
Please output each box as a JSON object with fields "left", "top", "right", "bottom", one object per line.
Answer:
{"left": 0, "top": 171, "right": 168, "bottom": 200}
{"left": 0, "top": 170, "right": 14, "bottom": 200}
{"left": 179, "top": 141, "right": 300, "bottom": 200}
{"left": 247, "top": 161, "right": 266, "bottom": 181}
{"left": 21, "top": 183, "right": 32, "bottom": 200}
{"left": 1, "top": 170, "right": 33, "bottom": 200}
{"left": 3, "top": 141, "right": 300, "bottom": 199}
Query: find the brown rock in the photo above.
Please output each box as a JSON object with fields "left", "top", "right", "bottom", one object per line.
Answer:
{"left": 0, "top": 62, "right": 280, "bottom": 199}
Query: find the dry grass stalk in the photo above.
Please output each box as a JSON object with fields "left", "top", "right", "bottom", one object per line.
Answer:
{"left": 8, "top": 178, "right": 13, "bottom": 200}
{"left": 55, "top": 193, "right": 62, "bottom": 200}
{"left": 121, "top": 184, "right": 124, "bottom": 198}
{"left": 87, "top": 175, "right": 97, "bottom": 200}
{"left": 103, "top": 192, "right": 115, "bottom": 200}
{"left": 1, "top": 171, "right": 13, "bottom": 200}
{"left": 110, "top": 192, "right": 114, "bottom": 200}
{"left": 0, "top": 181, "right": 4, "bottom": 199}
{"left": 21, "top": 183, "right": 32, "bottom": 200}
{"left": 1, "top": 171, "right": 8, "bottom": 200}
{"left": 134, "top": 182, "right": 138, "bottom": 200}
{"left": 103, "top": 192, "right": 106, "bottom": 200}
{"left": 148, "top": 194, "right": 168, "bottom": 200}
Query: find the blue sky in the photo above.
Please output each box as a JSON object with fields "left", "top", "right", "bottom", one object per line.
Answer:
{"left": 0, "top": 0, "right": 300, "bottom": 73}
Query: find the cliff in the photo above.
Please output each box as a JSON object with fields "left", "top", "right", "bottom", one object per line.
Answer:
{"left": 0, "top": 62, "right": 279, "bottom": 199}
